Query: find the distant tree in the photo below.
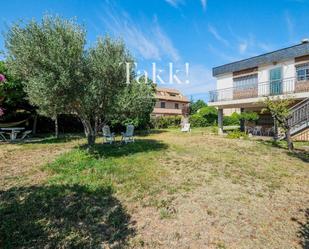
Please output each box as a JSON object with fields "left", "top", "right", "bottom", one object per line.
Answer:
{"left": 198, "top": 106, "right": 218, "bottom": 124}
{"left": 262, "top": 97, "right": 294, "bottom": 151}
{"left": 189, "top": 99, "right": 207, "bottom": 114}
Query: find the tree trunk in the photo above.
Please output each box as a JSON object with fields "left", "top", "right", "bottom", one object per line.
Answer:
{"left": 55, "top": 115, "right": 59, "bottom": 138}
{"left": 285, "top": 129, "right": 294, "bottom": 151}
{"left": 80, "top": 118, "right": 96, "bottom": 146}
{"left": 273, "top": 119, "right": 279, "bottom": 142}
{"left": 32, "top": 114, "right": 38, "bottom": 135}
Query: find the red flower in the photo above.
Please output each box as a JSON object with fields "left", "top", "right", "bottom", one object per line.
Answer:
{"left": 0, "top": 74, "right": 6, "bottom": 83}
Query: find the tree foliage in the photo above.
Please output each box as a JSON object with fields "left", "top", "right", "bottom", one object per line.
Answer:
{"left": 109, "top": 77, "right": 156, "bottom": 129}
{"left": 0, "top": 61, "right": 33, "bottom": 119}
{"left": 262, "top": 97, "right": 294, "bottom": 151}
{"left": 189, "top": 99, "right": 207, "bottom": 114}
{"left": 190, "top": 106, "right": 218, "bottom": 127}
{"left": 5, "top": 15, "right": 153, "bottom": 145}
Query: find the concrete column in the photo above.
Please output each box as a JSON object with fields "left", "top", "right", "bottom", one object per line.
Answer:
{"left": 218, "top": 108, "right": 224, "bottom": 135}
{"left": 240, "top": 108, "right": 245, "bottom": 132}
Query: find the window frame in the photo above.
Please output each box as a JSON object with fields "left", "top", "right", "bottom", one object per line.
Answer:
{"left": 233, "top": 73, "right": 258, "bottom": 90}
{"left": 160, "top": 102, "right": 166, "bottom": 108}
{"left": 296, "top": 63, "right": 309, "bottom": 81}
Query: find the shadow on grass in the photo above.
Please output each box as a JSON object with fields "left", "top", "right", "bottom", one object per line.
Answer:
{"left": 287, "top": 150, "right": 309, "bottom": 163}
{"left": 23, "top": 133, "right": 84, "bottom": 144}
{"left": 292, "top": 208, "right": 309, "bottom": 249}
{"left": 80, "top": 139, "right": 168, "bottom": 159}
{"left": 0, "top": 184, "right": 135, "bottom": 249}
{"left": 261, "top": 140, "right": 309, "bottom": 163}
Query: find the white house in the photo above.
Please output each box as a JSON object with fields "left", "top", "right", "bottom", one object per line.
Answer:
{"left": 209, "top": 40, "right": 309, "bottom": 141}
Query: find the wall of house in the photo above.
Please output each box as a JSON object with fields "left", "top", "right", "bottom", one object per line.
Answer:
{"left": 155, "top": 100, "right": 186, "bottom": 110}
{"left": 257, "top": 59, "right": 296, "bottom": 95}
{"left": 216, "top": 73, "right": 233, "bottom": 100}
{"left": 214, "top": 59, "right": 299, "bottom": 100}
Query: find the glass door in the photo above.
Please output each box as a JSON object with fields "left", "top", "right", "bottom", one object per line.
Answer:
{"left": 269, "top": 67, "right": 282, "bottom": 95}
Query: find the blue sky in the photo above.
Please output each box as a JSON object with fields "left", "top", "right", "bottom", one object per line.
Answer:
{"left": 1, "top": 0, "right": 309, "bottom": 101}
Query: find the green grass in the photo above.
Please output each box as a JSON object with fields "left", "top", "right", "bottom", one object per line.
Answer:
{"left": 0, "top": 128, "right": 308, "bottom": 248}
{"left": 45, "top": 139, "right": 169, "bottom": 200}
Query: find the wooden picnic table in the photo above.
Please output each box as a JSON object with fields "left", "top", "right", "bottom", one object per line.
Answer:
{"left": 1, "top": 127, "right": 25, "bottom": 141}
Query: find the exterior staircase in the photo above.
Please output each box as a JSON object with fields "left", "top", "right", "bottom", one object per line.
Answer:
{"left": 288, "top": 98, "right": 309, "bottom": 141}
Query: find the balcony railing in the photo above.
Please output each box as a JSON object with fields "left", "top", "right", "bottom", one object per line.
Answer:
{"left": 209, "top": 77, "right": 309, "bottom": 103}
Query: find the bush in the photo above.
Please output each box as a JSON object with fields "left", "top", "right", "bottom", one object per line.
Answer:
{"left": 150, "top": 115, "right": 182, "bottom": 129}
{"left": 189, "top": 113, "right": 208, "bottom": 127}
{"left": 227, "top": 130, "right": 248, "bottom": 139}
{"left": 223, "top": 112, "right": 240, "bottom": 126}
{"left": 239, "top": 111, "right": 259, "bottom": 122}
{"left": 189, "top": 106, "right": 218, "bottom": 128}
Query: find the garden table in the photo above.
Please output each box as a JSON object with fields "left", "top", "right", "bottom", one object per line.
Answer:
{"left": 1, "top": 127, "right": 25, "bottom": 141}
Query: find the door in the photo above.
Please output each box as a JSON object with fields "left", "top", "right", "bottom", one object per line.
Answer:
{"left": 269, "top": 67, "right": 282, "bottom": 95}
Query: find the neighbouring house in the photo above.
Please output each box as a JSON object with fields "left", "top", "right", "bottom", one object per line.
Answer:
{"left": 152, "top": 87, "right": 190, "bottom": 117}
{"left": 209, "top": 40, "right": 309, "bottom": 141}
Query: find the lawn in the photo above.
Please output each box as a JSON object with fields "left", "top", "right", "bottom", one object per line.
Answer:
{"left": 0, "top": 128, "right": 308, "bottom": 249}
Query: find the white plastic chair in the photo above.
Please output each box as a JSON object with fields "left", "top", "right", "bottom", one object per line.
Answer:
{"left": 181, "top": 123, "right": 191, "bottom": 132}
{"left": 102, "top": 125, "right": 115, "bottom": 144}
{"left": 121, "top": 125, "right": 135, "bottom": 144}
{"left": 253, "top": 126, "right": 262, "bottom": 136}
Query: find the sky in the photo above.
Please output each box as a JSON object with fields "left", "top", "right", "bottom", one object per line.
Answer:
{"left": 1, "top": 0, "right": 309, "bottom": 102}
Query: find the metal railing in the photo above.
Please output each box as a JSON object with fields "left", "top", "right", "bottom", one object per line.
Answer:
{"left": 288, "top": 98, "right": 309, "bottom": 134}
{"left": 209, "top": 77, "right": 308, "bottom": 102}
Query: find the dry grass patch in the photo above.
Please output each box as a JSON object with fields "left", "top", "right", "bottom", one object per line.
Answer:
{"left": 0, "top": 129, "right": 308, "bottom": 248}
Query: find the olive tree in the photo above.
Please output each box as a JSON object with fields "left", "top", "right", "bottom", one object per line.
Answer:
{"left": 262, "top": 97, "right": 294, "bottom": 151}
{"left": 5, "top": 16, "right": 136, "bottom": 146}
{"left": 5, "top": 16, "right": 85, "bottom": 137}
{"left": 77, "top": 38, "right": 134, "bottom": 145}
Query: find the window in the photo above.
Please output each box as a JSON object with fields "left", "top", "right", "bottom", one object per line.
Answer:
{"left": 169, "top": 93, "right": 177, "bottom": 97}
{"left": 175, "top": 103, "right": 179, "bottom": 109}
{"left": 296, "top": 63, "right": 309, "bottom": 81}
{"left": 233, "top": 74, "right": 258, "bottom": 90}
{"left": 160, "top": 102, "right": 166, "bottom": 108}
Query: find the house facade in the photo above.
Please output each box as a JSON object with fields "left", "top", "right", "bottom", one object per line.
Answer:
{"left": 152, "top": 87, "right": 190, "bottom": 117}
{"left": 209, "top": 40, "right": 309, "bottom": 140}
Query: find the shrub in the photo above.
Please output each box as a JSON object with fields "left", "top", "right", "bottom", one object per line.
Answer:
{"left": 227, "top": 130, "right": 248, "bottom": 139}
{"left": 150, "top": 115, "right": 182, "bottom": 129}
{"left": 189, "top": 106, "right": 218, "bottom": 128}
{"left": 223, "top": 112, "right": 240, "bottom": 126}
{"left": 189, "top": 113, "right": 208, "bottom": 127}
{"left": 239, "top": 111, "right": 259, "bottom": 123}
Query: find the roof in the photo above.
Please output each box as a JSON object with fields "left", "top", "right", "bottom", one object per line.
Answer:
{"left": 155, "top": 87, "right": 190, "bottom": 103}
{"left": 156, "top": 87, "right": 181, "bottom": 94}
{"left": 212, "top": 42, "right": 309, "bottom": 77}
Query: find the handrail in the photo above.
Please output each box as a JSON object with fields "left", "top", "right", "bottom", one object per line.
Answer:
{"left": 289, "top": 97, "right": 309, "bottom": 111}
{"left": 288, "top": 98, "right": 309, "bottom": 128}
{"left": 209, "top": 77, "right": 308, "bottom": 102}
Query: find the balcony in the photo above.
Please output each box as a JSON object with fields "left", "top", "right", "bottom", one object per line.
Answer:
{"left": 209, "top": 77, "right": 309, "bottom": 103}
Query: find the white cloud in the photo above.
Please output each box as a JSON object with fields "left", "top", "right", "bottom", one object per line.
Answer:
{"left": 239, "top": 42, "right": 248, "bottom": 54}
{"left": 99, "top": 7, "right": 180, "bottom": 61}
{"left": 285, "top": 12, "right": 294, "bottom": 42}
{"left": 157, "top": 64, "right": 215, "bottom": 97}
{"left": 153, "top": 22, "right": 180, "bottom": 61}
{"left": 208, "top": 24, "right": 229, "bottom": 47}
{"left": 200, "top": 0, "right": 207, "bottom": 11}
{"left": 165, "top": 0, "right": 184, "bottom": 8}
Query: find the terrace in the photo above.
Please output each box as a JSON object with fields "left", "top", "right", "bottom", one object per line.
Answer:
{"left": 209, "top": 77, "right": 309, "bottom": 104}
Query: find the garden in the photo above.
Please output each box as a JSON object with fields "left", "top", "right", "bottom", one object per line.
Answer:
{"left": 0, "top": 16, "right": 308, "bottom": 249}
